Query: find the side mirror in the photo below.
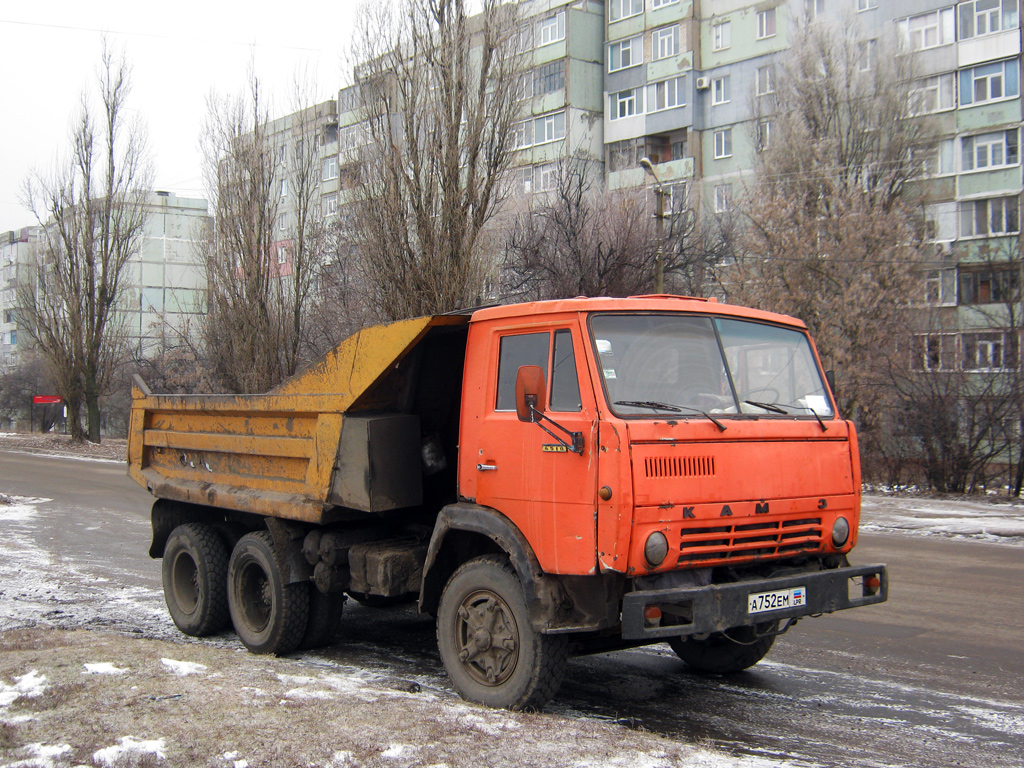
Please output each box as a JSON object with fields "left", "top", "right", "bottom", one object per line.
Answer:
{"left": 515, "top": 365, "right": 546, "bottom": 422}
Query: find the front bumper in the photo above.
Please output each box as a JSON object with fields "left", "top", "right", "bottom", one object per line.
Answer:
{"left": 620, "top": 563, "right": 888, "bottom": 640}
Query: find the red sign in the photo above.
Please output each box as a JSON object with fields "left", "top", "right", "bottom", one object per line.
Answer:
{"left": 33, "top": 396, "right": 63, "bottom": 404}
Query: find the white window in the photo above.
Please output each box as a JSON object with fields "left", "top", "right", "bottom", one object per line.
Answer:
{"left": 756, "top": 120, "right": 772, "bottom": 151}
{"left": 857, "top": 0, "right": 877, "bottom": 10}
{"left": 959, "top": 0, "right": 1019, "bottom": 40}
{"left": 610, "top": 0, "right": 643, "bottom": 22}
{"left": 910, "top": 73, "right": 956, "bottom": 114}
{"left": 654, "top": 26, "right": 678, "bottom": 60}
{"left": 322, "top": 194, "right": 338, "bottom": 215}
{"left": 280, "top": 179, "right": 287, "bottom": 198}
{"left": 712, "top": 21, "right": 731, "bottom": 51}
{"left": 714, "top": 128, "right": 732, "bottom": 158}
{"left": 960, "top": 197, "right": 1020, "bottom": 237}
{"left": 755, "top": 65, "right": 774, "bottom": 96}
{"left": 806, "top": 0, "right": 825, "bottom": 20}
{"left": 962, "top": 129, "right": 1020, "bottom": 171}
{"left": 609, "top": 36, "right": 643, "bottom": 72}
{"left": 534, "top": 111, "right": 566, "bottom": 144}
{"left": 757, "top": 9, "right": 777, "bottom": 39}
{"left": 321, "top": 156, "right": 338, "bottom": 181}
{"left": 653, "top": 0, "right": 680, "bottom": 6}
{"left": 858, "top": 39, "right": 877, "bottom": 72}
{"left": 518, "top": 166, "right": 534, "bottom": 195}
{"left": 912, "top": 139, "right": 956, "bottom": 177}
{"left": 538, "top": 11, "right": 565, "bottom": 46}
{"left": 918, "top": 334, "right": 956, "bottom": 371}
{"left": 647, "top": 76, "right": 686, "bottom": 111}
{"left": 960, "top": 60, "right": 1020, "bottom": 106}
{"left": 963, "top": 332, "right": 1015, "bottom": 371}
{"left": 897, "top": 9, "right": 955, "bottom": 50}
{"left": 715, "top": 184, "right": 732, "bottom": 213}
{"left": 277, "top": 246, "right": 288, "bottom": 265}
{"left": 712, "top": 75, "right": 730, "bottom": 105}
{"left": 609, "top": 88, "right": 643, "bottom": 120}
{"left": 535, "top": 163, "right": 558, "bottom": 192}
{"left": 279, "top": 213, "right": 288, "bottom": 231}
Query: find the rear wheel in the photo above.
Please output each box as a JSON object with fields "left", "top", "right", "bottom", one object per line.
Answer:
{"left": 162, "top": 523, "right": 230, "bottom": 637}
{"left": 437, "top": 555, "right": 568, "bottom": 710}
{"left": 228, "top": 532, "right": 309, "bottom": 655}
{"left": 668, "top": 623, "right": 777, "bottom": 674}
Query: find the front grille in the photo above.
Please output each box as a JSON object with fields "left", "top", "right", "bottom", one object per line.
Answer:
{"left": 644, "top": 455, "right": 716, "bottom": 478}
{"left": 676, "top": 517, "right": 823, "bottom": 565}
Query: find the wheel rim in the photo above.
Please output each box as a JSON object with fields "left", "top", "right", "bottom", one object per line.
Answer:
{"left": 454, "top": 589, "right": 520, "bottom": 686}
{"left": 171, "top": 551, "right": 200, "bottom": 615}
{"left": 237, "top": 559, "right": 272, "bottom": 632}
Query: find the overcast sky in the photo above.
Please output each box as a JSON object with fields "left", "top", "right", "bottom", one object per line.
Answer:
{"left": 0, "top": 1, "right": 360, "bottom": 234}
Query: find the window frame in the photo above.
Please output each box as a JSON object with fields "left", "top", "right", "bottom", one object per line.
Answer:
{"left": 712, "top": 21, "right": 732, "bottom": 52}
{"left": 897, "top": 8, "right": 956, "bottom": 51}
{"left": 959, "top": 0, "right": 1020, "bottom": 40}
{"left": 755, "top": 65, "right": 774, "bottom": 96}
{"left": 960, "top": 60, "right": 1020, "bottom": 106}
{"left": 610, "top": 87, "right": 644, "bottom": 120}
{"left": 757, "top": 8, "right": 777, "bottom": 39}
{"left": 959, "top": 196, "right": 1021, "bottom": 238}
{"left": 961, "top": 129, "right": 1020, "bottom": 172}
{"left": 714, "top": 128, "right": 733, "bottom": 159}
{"left": 610, "top": 0, "right": 644, "bottom": 23}
{"left": 711, "top": 75, "right": 730, "bottom": 105}
{"left": 654, "top": 25, "right": 679, "bottom": 60}
{"left": 608, "top": 35, "right": 643, "bottom": 73}
{"left": 647, "top": 76, "right": 686, "bottom": 112}
{"left": 537, "top": 11, "right": 566, "bottom": 47}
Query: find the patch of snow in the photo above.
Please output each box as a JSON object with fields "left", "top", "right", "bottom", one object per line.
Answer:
{"left": 0, "top": 670, "right": 47, "bottom": 708}
{"left": 860, "top": 493, "right": 1024, "bottom": 546}
{"left": 2, "top": 742, "right": 72, "bottom": 768}
{"left": 382, "top": 744, "right": 416, "bottom": 759}
{"left": 161, "top": 658, "right": 207, "bottom": 676}
{"left": 93, "top": 737, "right": 167, "bottom": 767}
{"left": 331, "top": 752, "right": 355, "bottom": 766}
{"left": 83, "top": 662, "right": 128, "bottom": 675}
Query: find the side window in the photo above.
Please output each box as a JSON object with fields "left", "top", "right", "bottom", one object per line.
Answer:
{"left": 496, "top": 332, "right": 549, "bottom": 411}
{"left": 550, "top": 330, "right": 582, "bottom": 412}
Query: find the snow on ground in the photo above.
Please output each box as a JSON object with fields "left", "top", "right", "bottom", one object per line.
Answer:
{"left": 861, "top": 493, "right": 1024, "bottom": 545}
{"left": 160, "top": 658, "right": 208, "bottom": 676}
{"left": 92, "top": 737, "right": 167, "bottom": 766}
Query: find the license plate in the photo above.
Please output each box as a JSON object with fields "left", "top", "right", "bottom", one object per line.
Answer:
{"left": 748, "top": 586, "right": 806, "bottom": 614}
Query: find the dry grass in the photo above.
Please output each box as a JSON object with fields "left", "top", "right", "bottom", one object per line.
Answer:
{"left": 0, "top": 627, "right": 707, "bottom": 768}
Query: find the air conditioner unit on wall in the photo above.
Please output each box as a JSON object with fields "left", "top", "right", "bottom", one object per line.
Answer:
{"left": 695, "top": 77, "right": 710, "bottom": 90}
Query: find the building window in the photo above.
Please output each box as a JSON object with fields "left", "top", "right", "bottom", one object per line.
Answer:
{"left": 279, "top": 213, "right": 288, "bottom": 231}
{"left": 322, "top": 194, "right": 338, "bottom": 216}
{"left": 711, "top": 75, "right": 730, "bottom": 105}
{"left": 647, "top": 76, "right": 686, "bottom": 111}
{"left": 963, "top": 331, "right": 1017, "bottom": 371}
{"left": 959, "top": 0, "right": 1019, "bottom": 39}
{"left": 755, "top": 65, "right": 774, "bottom": 96}
{"left": 609, "top": 36, "right": 643, "bottom": 72}
{"left": 653, "top": 0, "right": 680, "bottom": 7}
{"left": 654, "top": 26, "right": 679, "bottom": 60}
{"left": 757, "top": 9, "right": 777, "bottom": 39}
{"left": 535, "top": 163, "right": 558, "bottom": 192}
{"left": 806, "top": 0, "right": 825, "bottom": 20}
{"left": 714, "top": 128, "right": 733, "bottom": 159}
{"left": 535, "top": 111, "right": 566, "bottom": 144}
{"left": 912, "top": 139, "right": 955, "bottom": 177}
{"left": 712, "top": 21, "right": 731, "bottom": 51}
{"left": 962, "top": 130, "right": 1020, "bottom": 171}
{"left": 609, "top": 88, "right": 643, "bottom": 120}
{"left": 756, "top": 120, "right": 772, "bottom": 151}
{"left": 897, "top": 9, "right": 955, "bottom": 50}
{"left": 610, "top": 0, "right": 644, "bottom": 22}
{"left": 960, "top": 197, "right": 1020, "bottom": 237}
{"left": 910, "top": 73, "right": 956, "bottom": 114}
{"left": 321, "top": 156, "right": 338, "bottom": 181}
{"left": 858, "top": 39, "right": 877, "bottom": 71}
{"left": 960, "top": 60, "right": 1020, "bottom": 106}
{"left": 280, "top": 179, "right": 288, "bottom": 198}
{"left": 857, "top": 0, "right": 877, "bottom": 10}
{"left": 923, "top": 268, "right": 957, "bottom": 306}
{"left": 535, "top": 60, "right": 565, "bottom": 95}
{"left": 538, "top": 11, "right": 566, "bottom": 46}
{"left": 917, "top": 334, "right": 956, "bottom": 371}
{"left": 714, "top": 184, "right": 732, "bottom": 213}
{"left": 277, "top": 246, "right": 288, "bottom": 265}
{"left": 959, "top": 265, "right": 1021, "bottom": 304}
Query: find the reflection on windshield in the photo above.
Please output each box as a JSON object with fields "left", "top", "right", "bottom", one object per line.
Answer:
{"left": 590, "top": 314, "right": 834, "bottom": 419}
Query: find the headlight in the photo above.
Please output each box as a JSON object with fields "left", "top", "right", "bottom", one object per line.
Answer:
{"left": 832, "top": 516, "right": 850, "bottom": 548}
{"left": 644, "top": 531, "right": 669, "bottom": 567}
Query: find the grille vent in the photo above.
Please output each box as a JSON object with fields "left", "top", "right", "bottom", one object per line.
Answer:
{"left": 644, "top": 455, "right": 716, "bottom": 478}
{"left": 676, "top": 517, "right": 823, "bottom": 565}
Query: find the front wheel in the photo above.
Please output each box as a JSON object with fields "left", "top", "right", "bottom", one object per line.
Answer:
{"left": 668, "top": 623, "right": 777, "bottom": 674}
{"left": 436, "top": 555, "right": 568, "bottom": 710}
{"left": 228, "top": 532, "right": 309, "bottom": 655}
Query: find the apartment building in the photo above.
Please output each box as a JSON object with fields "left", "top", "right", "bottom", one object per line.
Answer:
{"left": 0, "top": 227, "right": 37, "bottom": 368}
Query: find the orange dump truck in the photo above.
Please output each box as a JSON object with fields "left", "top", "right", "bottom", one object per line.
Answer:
{"left": 127, "top": 295, "right": 887, "bottom": 709}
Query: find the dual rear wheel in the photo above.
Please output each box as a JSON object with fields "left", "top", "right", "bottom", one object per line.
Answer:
{"left": 161, "top": 525, "right": 343, "bottom": 653}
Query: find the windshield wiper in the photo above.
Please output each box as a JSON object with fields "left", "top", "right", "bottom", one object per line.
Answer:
{"left": 614, "top": 400, "right": 726, "bottom": 432}
{"left": 745, "top": 400, "right": 828, "bottom": 432}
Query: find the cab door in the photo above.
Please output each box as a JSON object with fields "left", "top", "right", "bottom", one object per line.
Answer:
{"left": 464, "top": 324, "right": 599, "bottom": 575}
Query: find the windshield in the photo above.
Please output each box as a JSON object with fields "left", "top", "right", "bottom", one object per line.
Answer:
{"left": 590, "top": 313, "right": 834, "bottom": 419}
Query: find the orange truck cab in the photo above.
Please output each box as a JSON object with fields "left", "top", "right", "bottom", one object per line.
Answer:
{"left": 128, "top": 295, "right": 887, "bottom": 711}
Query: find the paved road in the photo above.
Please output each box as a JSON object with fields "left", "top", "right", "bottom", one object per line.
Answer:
{"left": 2, "top": 450, "right": 1022, "bottom": 767}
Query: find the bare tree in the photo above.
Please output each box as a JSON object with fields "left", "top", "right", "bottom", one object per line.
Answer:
{"left": 197, "top": 70, "right": 331, "bottom": 393}
{"left": 19, "top": 43, "right": 153, "bottom": 442}
{"left": 348, "top": 0, "right": 526, "bottom": 320}
{"left": 725, "top": 19, "right": 935, "bottom": 473}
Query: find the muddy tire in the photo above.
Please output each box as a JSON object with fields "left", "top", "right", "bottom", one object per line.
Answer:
{"left": 668, "top": 624, "right": 776, "bottom": 674}
{"left": 162, "top": 522, "right": 230, "bottom": 637}
{"left": 228, "top": 532, "right": 309, "bottom": 655}
{"left": 437, "top": 555, "right": 568, "bottom": 710}
{"left": 299, "top": 590, "right": 346, "bottom": 650}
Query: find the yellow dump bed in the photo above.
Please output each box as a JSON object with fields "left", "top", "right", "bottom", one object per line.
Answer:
{"left": 127, "top": 314, "right": 469, "bottom": 524}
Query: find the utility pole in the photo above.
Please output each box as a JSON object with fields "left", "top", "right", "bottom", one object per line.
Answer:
{"left": 640, "top": 157, "right": 667, "bottom": 293}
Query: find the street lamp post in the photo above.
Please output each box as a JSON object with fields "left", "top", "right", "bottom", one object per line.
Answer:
{"left": 640, "top": 156, "right": 667, "bottom": 294}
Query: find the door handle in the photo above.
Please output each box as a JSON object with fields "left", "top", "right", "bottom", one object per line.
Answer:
{"left": 476, "top": 463, "right": 497, "bottom": 471}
